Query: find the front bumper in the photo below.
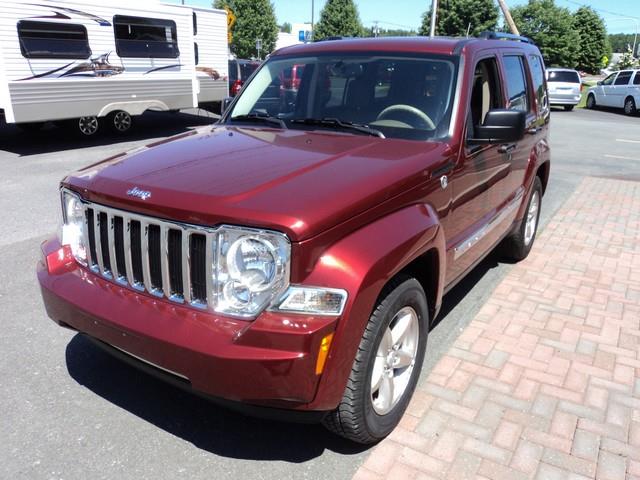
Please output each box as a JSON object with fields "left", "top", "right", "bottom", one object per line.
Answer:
{"left": 38, "top": 237, "right": 339, "bottom": 413}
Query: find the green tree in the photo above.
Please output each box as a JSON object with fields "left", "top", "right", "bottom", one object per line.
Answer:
{"left": 314, "top": 0, "right": 364, "bottom": 40}
{"left": 609, "top": 33, "right": 636, "bottom": 53}
{"left": 511, "top": 0, "right": 580, "bottom": 68}
{"left": 213, "top": 0, "right": 278, "bottom": 59}
{"left": 281, "top": 22, "right": 292, "bottom": 33}
{"left": 616, "top": 46, "right": 639, "bottom": 70}
{"left": 419, "top": 0, "right": 499, "bottom": 37}
{"left": 573, "top": 7, "right": 610, "bottom": 74}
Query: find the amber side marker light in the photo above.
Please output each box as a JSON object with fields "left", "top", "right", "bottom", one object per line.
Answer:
{"left": 315, "top": 333, "right": 334, "bottom": 375}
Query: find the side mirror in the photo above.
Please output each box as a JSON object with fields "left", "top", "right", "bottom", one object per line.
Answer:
{"left": 597, "top": 81, "right": 603, "bottom": 86}
{"left": 469, "top": 109, "right": 526, "bottom": 144}
{"left": 221, "top": 97, "right": 233, "bottom": 115}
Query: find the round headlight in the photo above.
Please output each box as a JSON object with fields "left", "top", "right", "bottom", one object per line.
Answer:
{"left": 226, "top": 237, "right": 278, "bottom": 292}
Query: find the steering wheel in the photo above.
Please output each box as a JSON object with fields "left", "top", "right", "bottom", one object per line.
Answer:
{"left": 375, "top": 104, "right": 435, "bottom": 130}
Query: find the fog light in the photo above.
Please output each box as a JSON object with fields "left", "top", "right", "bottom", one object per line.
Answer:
{"left": 46, "top": 245, "right": 76, "bottom": 275}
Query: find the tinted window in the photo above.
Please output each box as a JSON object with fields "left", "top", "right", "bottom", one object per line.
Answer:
{"left": 114, "top": 16, "right": 178, "bottom": 58}
{"left": 229, "top": 60, "right": 238, "bottom": 82}
{"left": 547, "top": 70, "right": 580, "bottom": 83}
{"left": 529, "top": 55, "right": 548, "bottom": 112}
{"left": 194, "top": 42, "right": 198, "bottom": 65}
{"left": 468, "top": 57, "right": 503, "bottom": 138}
{"left": 17, "top": 20, "right": 90, "bottom": 59}
{"left": 229, "top": 55, "right": 457, "bottom": 141}
{"left": 240, "top": 62, "right": 259, "bottom": 80}
{"left": 503, "top": 56, "right": 530, "bottom": 112}
{"left": 615, "top": 72, "right": 633, "bottom": 85}
{"left": 602, "top": 73, "right": 616, "bottom": 86}
{"left": 634, "top": 72, "right": 640, "bottom": 86}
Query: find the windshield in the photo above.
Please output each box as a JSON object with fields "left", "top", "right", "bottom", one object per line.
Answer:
{"left": 547, "top": 70, "right": 580, "bottom": 84}
{"left": 226, "top": 54, "right": 457, "bottom": 141}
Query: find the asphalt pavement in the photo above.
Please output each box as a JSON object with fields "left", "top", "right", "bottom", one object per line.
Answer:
{"left": 1, "top": 107, "right": 638, "bottom": 480}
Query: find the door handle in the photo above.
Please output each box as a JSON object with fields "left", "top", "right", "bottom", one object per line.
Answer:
{"left": 498, "top": 144, "right": 517, "bottom": 154}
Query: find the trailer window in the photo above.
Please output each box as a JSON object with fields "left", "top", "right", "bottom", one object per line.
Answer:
{"left": 17, "top": 21, "right": 91, "bottom": 59}
{"left": 113, "top": 15, "right": 179, "bottom": 58}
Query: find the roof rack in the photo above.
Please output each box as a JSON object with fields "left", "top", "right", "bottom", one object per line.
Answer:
{"left": 478, "top": 31, "right": 534, "bottom": 44}
{"left": 313, "top": 36, "right": 347, "bottom": 42}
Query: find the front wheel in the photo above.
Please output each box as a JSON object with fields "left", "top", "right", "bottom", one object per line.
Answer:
{"left": 501, "top": 176, "right": 542, "bottom": 262}
{"left": 586, "top": 94, "right": 596, "bottom": 109}
{"left": 323, "top": 276, "right": 428, "bottom": 444}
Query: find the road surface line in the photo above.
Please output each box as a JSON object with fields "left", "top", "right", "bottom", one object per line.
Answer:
{"left": 605, "top": 154, "right": 640, "bottom": 162}
{"left": 615, "top": 138, "right": 640, "bottom": 144}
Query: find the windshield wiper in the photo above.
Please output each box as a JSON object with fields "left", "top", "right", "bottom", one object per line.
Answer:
{"left": 290, "top": 118, "right": 385, "bottom": 138}
{"left": 229, "top": 113, "right": 287, "bottom": 129}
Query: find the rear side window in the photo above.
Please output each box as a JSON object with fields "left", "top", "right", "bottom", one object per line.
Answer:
{"left": 529, "top": 55, "right": 548, "bottom": 112}
{"left": 114, "top": 15, "right": 178, "bottom": 58}
{"left": 615, "top": 72, "right": 633, "bottom": 85}
{"left": 229, "top": 61, "right": 238, "bottom": 82}
{"left": 17, "top": 20, "right": 90, "bottom": 59}
{"left": 547, "top": 70, "right": 580, "bottom": 83}
{"left": 240, "top": 62, "right": 259, "bottom": 80}
{"left": 503, "top": 55, "right": 530, "bottom": 112}
{"left": 634, "top": 72, "right": 640, "bottom": 86}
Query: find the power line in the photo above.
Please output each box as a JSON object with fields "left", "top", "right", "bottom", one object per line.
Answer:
{"left": 561, "top": 0, "right": 640, "bottom": 20}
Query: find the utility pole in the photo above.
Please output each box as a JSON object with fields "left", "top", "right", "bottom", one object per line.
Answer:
{"left": 311, "top": 0, "right": 314, "bottom": 40}
{"left": 429, "top": 0, "right": 438, "bottom": 37}
{"left": 497, "top": 0, "right": 520, "bottom": 35}
{"left": 373, "top": 20, "right": 380, "bottom": 37}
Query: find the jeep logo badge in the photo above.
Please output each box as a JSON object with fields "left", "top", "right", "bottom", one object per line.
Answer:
{"left": 127, "top": 186, "right": 152, "bottom": 200}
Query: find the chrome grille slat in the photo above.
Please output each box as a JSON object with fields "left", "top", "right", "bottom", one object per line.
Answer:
{"left": 94, "top": 208, "right": 105, "bottom": 275}
{"left": 182, "top": 230, "right": 192, "bottom": 304}
{"left": 83, "top": 205, "right": 92, "bottom": 267}
{"left": 79, "top": 201, "right": 216, "bottom": 310}
{"left": 160, "top": 224, "right": 172, "bottom": 299}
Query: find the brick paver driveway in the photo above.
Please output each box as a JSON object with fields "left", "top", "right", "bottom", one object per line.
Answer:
{"left": 355, "top": 177, "right": 640, "bottom": 480}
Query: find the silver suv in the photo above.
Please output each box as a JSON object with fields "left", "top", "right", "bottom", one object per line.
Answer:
{"left": 546, "top": 68, "right": 582, "bottom": 111}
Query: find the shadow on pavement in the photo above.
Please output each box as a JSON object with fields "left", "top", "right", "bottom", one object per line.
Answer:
{"left": 0, "top": 111, "right": 216, "bottom": 156}
{"left": 65, "top": 334, "right": 369, "bottom": 462}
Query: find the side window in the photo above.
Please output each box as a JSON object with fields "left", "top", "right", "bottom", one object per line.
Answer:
{"left": 194, "top": 42, "right": 198, "bottom": 65}
{"left": 634, "top": 72, "right": 640, "bottom": 86}
{"left": 113, "top": 15, "right": 179, "bottom": 58}
{"left": 602, "top": 73, "right": 616, "bottom": 86}
{"left": 528, "top": 55, "right": 548, "bottom": 113}
{"left": 503, "top": 55, "right": 530, "bottom": 112}
{"left": 468, "top": 57, "right": 503, "bottom": 134}
{"left": 193, "top": 12, "right": 197, "bottom": 36}
{"left": 17, "top": 20, "right": 91, "bottom": 59}
{"left": 614, "top": 72, "right": 632, "bottom": 86}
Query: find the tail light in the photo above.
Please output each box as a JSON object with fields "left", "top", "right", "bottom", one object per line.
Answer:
{"left": 231, "top": 80, "right": 243, "bottom": 96}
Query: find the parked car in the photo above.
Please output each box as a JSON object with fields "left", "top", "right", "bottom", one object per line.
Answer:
{"left": 228, "top": 58, "right": 260, "bottom": 96}
{"left": 38, "top": 33, "right": 550, "bottom": 444}
{"left": 587, "top": 69, "right": 640, "bottom": 115}
{"left": 546, "top": 68, "right": 582, "bottom": 111}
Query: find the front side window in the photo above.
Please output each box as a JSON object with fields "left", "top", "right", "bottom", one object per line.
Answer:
{"left": 503, "top": 55, "right": 530, "bottom": 112}
{"left": 17, "top": 20, "right": 90, "bottom": 59}
{"left": 614, "top": 71, "right": 632, "bottom": 86}
{"left": 602, "top": 73, "right": 616, "bottom": 86}
{"left": 468, "top": 57, "right": 503, "bottom": 138}
{"left": 113, "top": 15, "right": 178, "bottom": 58}
{"left": 227, "top": 54, "right": 457, "bottom": 141}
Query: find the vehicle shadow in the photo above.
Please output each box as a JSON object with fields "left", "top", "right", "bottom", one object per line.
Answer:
{"left": 0, "top": 110, "right": 217, "bottom": 156}
{"left": 64, "top": 334, "right": 369, "bottom": 462}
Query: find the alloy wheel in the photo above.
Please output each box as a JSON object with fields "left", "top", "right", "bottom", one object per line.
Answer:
{"left": 78, "top": 116, "right": 99, "bottom": 136}
{"left": 113, "top": 111, "right": 132, "bottom": 132}
{"left": 524, "top": 191, "right": 540, "bottom": 246}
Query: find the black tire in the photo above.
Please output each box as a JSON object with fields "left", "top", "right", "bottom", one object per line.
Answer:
{"left": 563, "top": 105, "right": 575, "bottom": 112}
{"left": 16, "top": 122, "right": 45, "bottom": 133}
{"left": 322, "top": 276, "right": 429, "bottom": 444}
{"left": 107, "top": 110, "right": 133, "bottom": 134}
{"left": 76, "top": 116, "right": 100, "bottom": 137}
{"left": 624, "top": 97, "right": 637, "bottom": 116}
{"left": 502, "top": 176, "right": 543, "bottom": 262}
{"left": 586, "top": 94, "right": 596, "bottom": 109}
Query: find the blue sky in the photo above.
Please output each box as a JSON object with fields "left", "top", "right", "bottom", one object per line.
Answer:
{"left": 169, "top": 1, "right": 640, "bottom": 34}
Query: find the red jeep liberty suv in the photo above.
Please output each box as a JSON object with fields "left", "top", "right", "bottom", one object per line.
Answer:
{"left": 38, "top": 33, "right": 550, "bottom": 444}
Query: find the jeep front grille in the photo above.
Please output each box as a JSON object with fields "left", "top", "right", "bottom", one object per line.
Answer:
{"left": 83, "top": 202, "right": 214, "bottom": 309}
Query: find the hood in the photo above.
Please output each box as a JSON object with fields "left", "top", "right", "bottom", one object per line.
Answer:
{"left": 65, "top": 126, "right": 449, "bottom": 241}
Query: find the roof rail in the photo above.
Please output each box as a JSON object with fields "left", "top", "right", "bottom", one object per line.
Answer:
{"left": 313, "top": 36, "right": 348, "bottom": 42}
{"left": 478, "top": 31, "right": 534, "bottom": 44}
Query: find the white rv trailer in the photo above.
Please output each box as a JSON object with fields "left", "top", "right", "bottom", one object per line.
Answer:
{"left": 0, "top": 0, "right": 228, "bottom": 136}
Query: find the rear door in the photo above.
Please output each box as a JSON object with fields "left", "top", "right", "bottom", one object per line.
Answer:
{"left": 611, "top": 71, "right": 634, "bottom": 108}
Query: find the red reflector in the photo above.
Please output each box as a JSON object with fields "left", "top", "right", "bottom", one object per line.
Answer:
{"left": 46, "top": 245, "right": 75, "bottom": 275}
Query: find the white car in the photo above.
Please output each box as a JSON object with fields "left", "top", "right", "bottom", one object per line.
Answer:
{"left": 587, "top": 69, "right": 640, "bottom": 115}
{"left": 546, "top": 68, "right": 582, "bottom": 111}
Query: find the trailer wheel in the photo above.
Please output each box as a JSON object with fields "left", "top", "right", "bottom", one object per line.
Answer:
{"left": 77, "top": 116, "right": 100, "bottom": 136}
{"left": 108, "top": 111, "right": 133, "bottom": 134}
